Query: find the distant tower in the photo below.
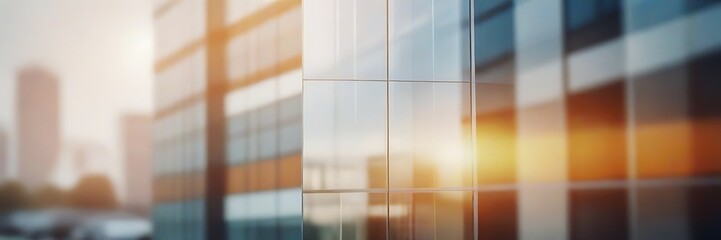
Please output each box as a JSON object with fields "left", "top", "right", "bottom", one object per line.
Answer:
{"left": 0, "top": 129, "right": 7, "bottom": 181}
{"left": 16, "top": 66, "right": 60, "bottom": 189}
{"left": 122, "top": 114, "right": 152, "bottom": 215}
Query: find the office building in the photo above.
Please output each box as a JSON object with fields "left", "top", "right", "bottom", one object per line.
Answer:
{"left": 122, "top": 114, "right": 153, "bottom": 215}
{"left": 0, "top": 129, "right": 6, "bottom": 181}
{"left": 16, "top": 66, "right": 60, "bottom": 190}
{"left": 302, "top": 0, "right": 721, "bottom": 239}
{"left": 152, "top": 0, "right": 721, "bottom": 239}
{"left": 152, "top": 0, "right": 301, "bottom": 239}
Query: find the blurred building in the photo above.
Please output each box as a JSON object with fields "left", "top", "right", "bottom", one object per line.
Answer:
{"left": 152, "top": 0, "right": 301, "bottom": 239}
{"left": 16, "top": 66, "right": 60, "bottom": 190}
{"left": 122, "top": 114, "right": 153, "bottom": 215}
{"left": 0, "top": 129, "right": 6, "bottom": 181}
{"left": 303, "top": 0, "right": 721, "bottom": 240}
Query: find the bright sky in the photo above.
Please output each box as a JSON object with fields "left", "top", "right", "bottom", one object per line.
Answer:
{"left": 0, "top": 0, "right": 154, "bottom": 201}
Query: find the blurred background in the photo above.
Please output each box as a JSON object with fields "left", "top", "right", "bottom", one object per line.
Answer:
{"left": 0, "top": 1, "right": 153, "bottom": 239}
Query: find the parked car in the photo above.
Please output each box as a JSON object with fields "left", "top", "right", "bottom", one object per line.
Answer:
{"left": 71, "top": 213, "right": 151, "bottom": 240}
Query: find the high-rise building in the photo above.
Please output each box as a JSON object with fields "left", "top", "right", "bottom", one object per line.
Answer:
{"left": 0, "top": 129, "right": 7, "bottom": 181}
{"left": 152, "top": 0, "right": 721, "bottom": 239}
{"left": 302, "top": 0, "right": 721, "bottom": 239}
{"left": 16, "top": 66, "right": 60, "bottom": 190}
{"left": 122, "top": 114, "right": 153, "bottom": 215}
{"left": 152, "top": 0, "right": 301, "bottom": 239}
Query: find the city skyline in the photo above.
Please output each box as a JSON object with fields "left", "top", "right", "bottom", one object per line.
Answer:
{"left": 0, "top": 1, "right": 154, "bottom": 199}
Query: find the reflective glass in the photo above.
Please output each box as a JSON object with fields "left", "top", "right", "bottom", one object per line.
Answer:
{"left": 570, "top": 187, "right": 628, "bottom": 240}
{"left": 636, "top": 185, "right": 690, "bottom": 239}
{"left": 226, "top": 189, "right": 302, "bottom": 240}
{"left": 513, "top": 0, "right": 567, "bottom": 184}
{"left": 476, "top": 83, "right": 516, "bottom": 184}
{"left": 298, "top": 1, "right": 721, "bottom": 239}
{"left": 303, "top": 81, "right": 387, "bottom": 190}
{"left": 564, "top": 0, "right": 622, "bottom": 52}
{"left": 303, "top": 193, "right": 387, "bottom": 240}
{"left": 627, "top": 0, "right": 686, "bottom": 32}
{"left": 566, "top": 80, "right": 628, "bottom": 181}
{"left": 389, "top": 191, "right": 473, "bottom": 240}
{"left": 303, "top": 0, "right": 387, "bottom": 80}
{"left": 566, "top": 30, "right": 627, "bottom": 182}
{"left": 632, "top": 66, "right": 694, "bottom": 178}
{"left": 474, "top": 0, "right": 514, "bottom": 79}
{"left": 389, "top": 82, "right": 472, "bottom": 189}
{"left": 477, "top": 190, "right": 517, "bottom": 240}
{"left": 389, "top": 0, "right": 470, "bottom": 81}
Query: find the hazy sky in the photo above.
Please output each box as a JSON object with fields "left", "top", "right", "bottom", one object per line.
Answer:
{"left": 0, "top": 0, "right": 154, "bottom": 199}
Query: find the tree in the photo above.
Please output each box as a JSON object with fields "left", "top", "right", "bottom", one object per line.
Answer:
{"left": 68, "top": 175, "right": 118, "bottom": 210}
{"left": 0, "top": 181, "right": 28, "bottom": 214}
{"left": 30, "top": 185, "right": 67, "bottom": 208}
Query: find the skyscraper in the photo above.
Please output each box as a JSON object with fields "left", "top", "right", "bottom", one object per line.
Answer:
{"left": 302, "top": 0, "right": 721, "bottom": 239}
{"left": 122, "top": 114, "right": 153, "bottom": 215}
{"left": 0, "top": 129, "right": 7, "bottom": 181}
{"left": 16, "top": 66, "right": 60, "bottom": 190}
{"left": 150, "top": 0, "right": 721, "bottom": 239}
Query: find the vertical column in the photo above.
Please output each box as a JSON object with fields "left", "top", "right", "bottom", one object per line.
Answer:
{"left": 206, "top": 0, "right": 228, "bottom": 239}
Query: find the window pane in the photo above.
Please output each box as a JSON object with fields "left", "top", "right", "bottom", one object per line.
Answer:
{"left": 389, "top": 82, "right": 472, "bottom": 188}
{"left": 570, "top": 187, "right": 629, "bottom": 240}
{"left": 303, "top": 81, "right": 387, "bottom": 190}
{"left": 478, "top": 190, "right": 517, "bottom": 240}
{"left": 303, "top": 0, "right": 387, "bottom": 80}
{"left": 389, "top": 0, "right": 470, "bottom": 81}
{"left": 389, "top": 192, "right": 473, "bottom": 240}
{"left": 303, "top": 193, "right": 386, "bottom": 240}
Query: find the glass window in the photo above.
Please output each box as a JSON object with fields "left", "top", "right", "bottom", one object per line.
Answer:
{"left": 636, "top": 185, "right": 690, "bottom": 239}
{"left": 279, "top": 95, "right": 302, "bottom": 123}
{"left": 278, "top": 7, "right": 303, "bottom": 63}
{"left": 303, "top": 0, "right": 387, "bottom": 80}
{"left": 474, "top": 2, "right": 515, "bottom": 75}
{"left": 154, "top": 0, "right": 206, "bottom": 61}
{"left": 227, "top": 136, "right": 248, "bottom": 165}
{"left": 570, "top": 188, "right": 629, "bottom": 240}
{"left": 476, "top": 84, "right": 516, "bottom": 184}
{"left": 567, "top": 80, "right": 628, "bottom": 181}
{"left": 687, "top": 185, "right": 721, "bottom": 238}
{"left": 389, "top": 192, "right": 473, "bottom": 240}
{"left": 258, "top": 128, "right": 278, "bottom": 161}
{"left": 687, "top": 8, "right": 721, "bottom": 175}
{"left": 627, "top": 0, "right": 685, "bottom": 32}
{"left": 389, "top": 0, "right": 470, "bottom": 81}
{"left": 303, "top": 81, "right": 387, "bottom": 190}
{"left": 303, "top": 193, "right": 387, "bottom": 240}
{"left": 389, "top": 82, "right": 472, "bottom": 188}
{"left": 280, "top": 121, "right": 302, "bottom": 155}
{"left": 564, "top": 0, "right": 623, "bottom": 52}
{"left": 632, "top": 67, "right": 694, "bottom": 178}
{"left": 477, "top": 191, "right": 517, "bottom": 240}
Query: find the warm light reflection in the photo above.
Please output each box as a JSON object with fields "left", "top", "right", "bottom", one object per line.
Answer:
{"left": 298, "top": 0, "right": 721, "bottom": 239}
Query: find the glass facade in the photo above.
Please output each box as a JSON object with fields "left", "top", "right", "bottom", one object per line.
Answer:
{"left": 152, "top": 0, "right": 721, "bottom": 239}
{"left": 223, "top": 0, "right": 302, "bottom": 239}
{"left": 154, "top": 0, "right": 301, "bottom": 239}
{"left": 303, "top": 0, "right": 721, "bottom": 240}
{"left": 153, "top": 0, "right": 208, "bottom": 238}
